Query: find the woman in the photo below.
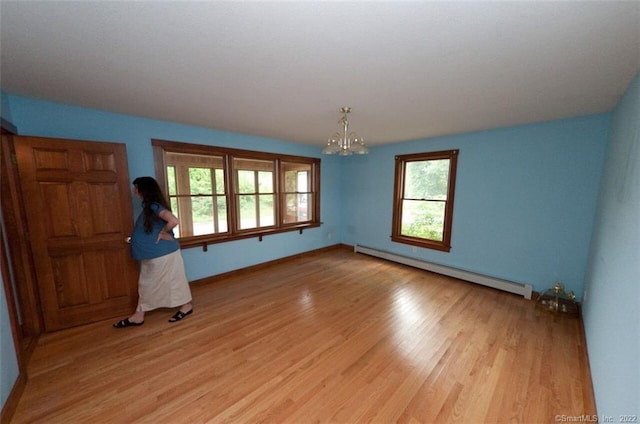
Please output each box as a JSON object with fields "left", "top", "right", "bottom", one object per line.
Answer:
{"left": 113, "top": 176, "right": 193, "bottom": 328}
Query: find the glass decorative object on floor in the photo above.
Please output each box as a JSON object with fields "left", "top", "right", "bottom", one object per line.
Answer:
{"left": 535, "top": 282, "right": 579, "bottom": 316}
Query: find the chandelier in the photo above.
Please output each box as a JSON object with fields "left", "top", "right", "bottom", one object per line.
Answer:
{"left": 322, "top": 106, "right": 369, "bottom": 155}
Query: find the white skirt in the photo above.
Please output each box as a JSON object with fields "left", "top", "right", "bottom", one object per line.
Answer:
{"left": 136, "top": 250, "right": 192, "bottom": 312}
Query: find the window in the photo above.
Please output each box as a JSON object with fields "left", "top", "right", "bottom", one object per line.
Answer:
{"left": 391, "top": 149, "right": 458, "bottom": 252}
{"left": 234, "top": 158, "right": 275, "bottom": 230}
{"left": 282, "top": 162, "right": 313, "bottom": 224}
{"left": 152, "top": 139, "right": 320, "bottom": 248}
{"left": 164, "top": 152, "right": 227, "bottom": 238}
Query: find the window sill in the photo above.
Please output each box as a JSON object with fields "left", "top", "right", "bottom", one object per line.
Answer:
{"left": 390, "top": 235, "right": 451, "bottom": 252}
{"left": 179, "top": 222, "right": 321, "bottom": 251}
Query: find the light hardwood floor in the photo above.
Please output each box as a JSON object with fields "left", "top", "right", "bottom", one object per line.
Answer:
{"left": 10, "top": 246, "right": 595, "bottom": 423}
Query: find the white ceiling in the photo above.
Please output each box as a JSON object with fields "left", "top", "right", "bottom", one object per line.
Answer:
{"left": 1, "top": 1, "right": 638, "bottom": 146}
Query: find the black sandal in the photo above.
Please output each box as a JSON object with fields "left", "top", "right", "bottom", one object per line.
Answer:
{"left": 113, "top": 318, "right": 144, "bottom": 328}
{"left": 168, "top": 309, "right": 193, "bottom": 323}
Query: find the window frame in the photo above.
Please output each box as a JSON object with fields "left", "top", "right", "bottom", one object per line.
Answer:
{"left": 152, "top": 139, "right": 321, "bottom": 249}
{"left": 391, "top": 149, "right": 459, "bottom": 252}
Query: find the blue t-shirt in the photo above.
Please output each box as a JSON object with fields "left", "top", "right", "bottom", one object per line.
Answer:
{"left": 130, "top": 202, "right": 180, "bottom": 260}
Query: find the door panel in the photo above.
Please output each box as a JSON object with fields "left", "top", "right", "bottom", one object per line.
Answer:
{"left": 14, "top": 136, "right": 138, "bottom": 331}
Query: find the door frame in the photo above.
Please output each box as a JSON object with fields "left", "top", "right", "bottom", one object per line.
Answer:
{"left": 1, "top": 120, "right": 34, "bottom": 423}
{"left": 1, "top": 123, "right": 41, "bottom": 364}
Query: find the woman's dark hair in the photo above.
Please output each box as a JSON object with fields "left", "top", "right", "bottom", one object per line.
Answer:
{"left": 133, "top": 177, "right": 171, "bottom": 233}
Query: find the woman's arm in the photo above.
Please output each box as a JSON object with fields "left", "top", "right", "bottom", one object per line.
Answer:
{"left": 156, "top": 209, "right": 179, "bottom": 243}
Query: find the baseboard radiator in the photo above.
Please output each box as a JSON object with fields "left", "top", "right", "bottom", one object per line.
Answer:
{"left": 353, "top": 244, "right": 533, "bottom": 299}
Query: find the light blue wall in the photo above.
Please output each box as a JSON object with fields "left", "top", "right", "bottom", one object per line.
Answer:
{"left": 582, "top": 73, "right": 639, "bottom": 416}
{"left": 1, "top": 91, "right": 13, "bottom": 123}
{"left": 0, "top": 270, "right": 19, "bottom": 410}
{"left": 342, "top": 114, "right": 610, "bottom": 298}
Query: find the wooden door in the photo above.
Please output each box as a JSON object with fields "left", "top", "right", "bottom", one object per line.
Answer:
{"left": 14, "top": 136, "right": 138, "bottom": 331}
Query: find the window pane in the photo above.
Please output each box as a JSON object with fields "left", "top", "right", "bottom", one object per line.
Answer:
{"left": 217, "top": 196, "right": 228, "bottom": 232}
{"left": 258, "top": 171, "right": 273, "bottom": 193}
{"left": 215, "top": 169, "right": 225, "bottom": 194}
{"left": 284, "top": 193, "right": 309, "bottom": 223}
{"left": 302, "top": 195, "right": 311, "bottom": 221}
{"left": 237, "top": 170, "right": 255, "bottom": 194}
{"left": 238, "top": 195, "right": 256, "bottom": 229}
{"left": 298, "top": 171, "right": 309, "bottom": 192}
{"left": 235, "top": 159, "right": 274, "bottom": 193}
{"left": 404, "top": 159, "right": 450, "bottom": 200}
{"left": 176, "top": 197, "right": 190, "bottom": 236}
{"left": 191, "top": 196, "right": 214, "bottom": 236}
{"left": 259, "top": 194, "right": 275, "bottom": 226}
{"left": 170, "top": 198, "right": 180, "bottom": 238}
{"left": 400, "top": 200, "right": 445, "bottom": 241}
{"left": 283, "top": 163, "right": 311, "bottom": 192}
{"left": 189, "top": 168, "right": 212, "bottom": 195}
{"left": 167, "top": 166, "right": 177, "bottom": 195}
{"left": 238, "top": 194, "right": 274, "bottom": 229}
{"left": 284, "top": 170, "right": 296, "bottom": 192}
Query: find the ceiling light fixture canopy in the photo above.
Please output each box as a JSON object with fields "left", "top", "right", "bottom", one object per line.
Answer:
{"left": 322, "top": 106, "right": 369, "bottom": 155}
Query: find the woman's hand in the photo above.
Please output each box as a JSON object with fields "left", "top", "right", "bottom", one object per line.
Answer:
{"left": 156, "top": 209, "right": 179, "bottom": 243}
{"left": 156, "top": 230, "right": 173, "bottom": 244}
